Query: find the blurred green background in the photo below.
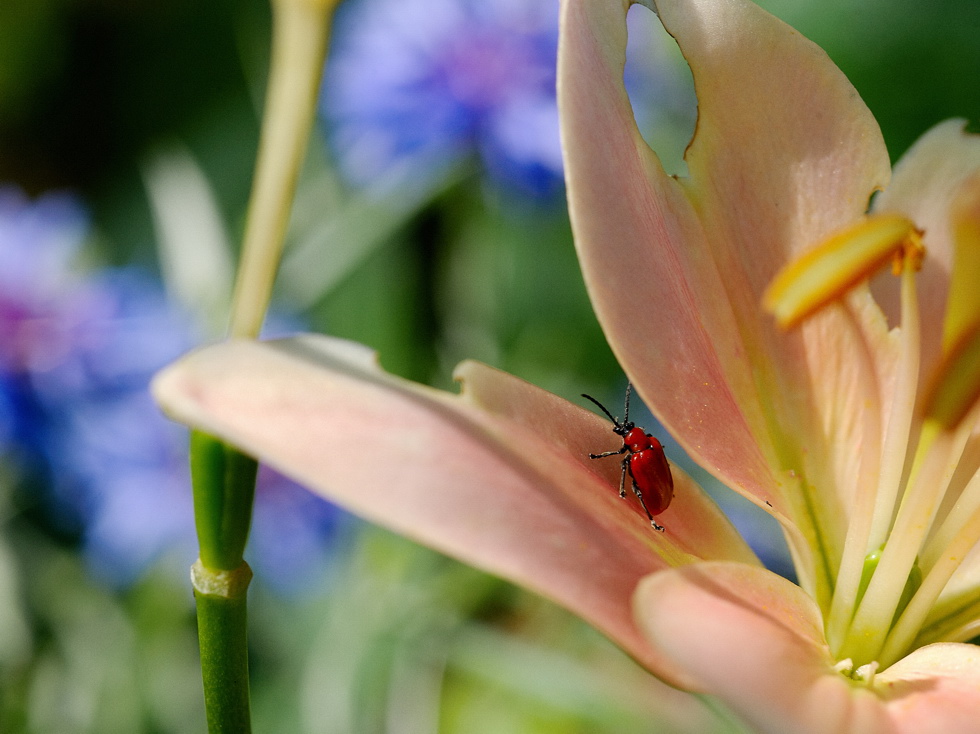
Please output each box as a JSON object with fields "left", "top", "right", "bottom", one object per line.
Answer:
{"left": 0, "top": 0, "right": 978, "bottom": 731}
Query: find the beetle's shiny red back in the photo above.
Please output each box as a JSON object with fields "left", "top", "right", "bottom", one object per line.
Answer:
{"left": 629, "top": 437, "right": 674, "bottom": 515}
{"left": 623, "top": 426, "right": 651, "bottom": 453}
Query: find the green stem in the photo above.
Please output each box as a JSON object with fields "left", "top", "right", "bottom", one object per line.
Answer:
{"left": 193, "top": 561, "right": 254, "bottom": 734}
{"left": 228, "top": 0, "right": 336, "bottom": 339}
{"left": 189, "top": 1, "right": 341, "bottom": 730}
{"left": 191, "top": 431, "right": 258, "bottom": 570}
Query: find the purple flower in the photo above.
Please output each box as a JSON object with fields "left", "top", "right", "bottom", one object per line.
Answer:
{"left": 323, "top": 0, "right": 563, "bottom": 197}
{"left": 249, "top": 465, "right": 347, "bottom": 594}
{"left": 33, "top": 268, "right": 203, "bottom": 581}
{"left": 322, "top": 0, "right": 692, "bottom": 201}
{"left": 0, "top": 187, "right": 92, "bottom": 460}
{"left": 0, "top": 186, "right": 346, "bottom": 590}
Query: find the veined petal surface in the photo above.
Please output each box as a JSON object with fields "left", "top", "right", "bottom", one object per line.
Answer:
{"left": 559, "top": 0, "right": 780, "bottom": 514}
{"left": 875, "top": 643, "right": 980, "bottom": 732}
{"left": 635, "top": 562, "right": 980, "bottom": 733}
{"left": 153, "top": 334, "right": 757, "bottom": 685}
{"left": 559, "top": 0, "right": 893, "bottom": 603}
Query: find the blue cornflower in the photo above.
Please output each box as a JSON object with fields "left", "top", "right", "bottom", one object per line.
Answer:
{"left": 33, "top": 268, "right": 203, "bottom": 580}
{"left": 323, "top": 0, "right": 564, "bottom": 198}
{"left": 322, "top": 0, "right": 692, "bottom": 201}
{"left": 0, "top": 187, "right": 92, "bottom": 463}
{"left": 1, "top": 186, "right": 346, "bottom": 591}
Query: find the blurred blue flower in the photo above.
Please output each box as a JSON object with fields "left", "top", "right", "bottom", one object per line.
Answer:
{"left": 249, "top": 464, "right": 348, "bottom": 594}
{"left": 0, "top": 188, "right": 91, "bottom": 462}
{"left": 0, "top": 186, "right": 346, "bottom": 592}
{"left": 322, "top": 0, "right": 692, "bottom": 202}
{"left": 323, "top": 0, "right": 564, "bottom": 198}
{"left": 32, "top": 268, "right": 204, "bottom": 581}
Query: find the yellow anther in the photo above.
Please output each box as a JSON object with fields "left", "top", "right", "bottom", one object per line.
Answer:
{"left": 942, "top": 174, "right": 980, "bottom": 351}
{"left": 891, "top": 229, "right": 925, "bottom": 276}
{"left": 923, "top": 320, "right": 980, "bottom": 428}
{"left": 922, "top": 175, "right": 980, "bottom": 430}
{"left": 763, "top": 214, "right": 921, "bottom": 329}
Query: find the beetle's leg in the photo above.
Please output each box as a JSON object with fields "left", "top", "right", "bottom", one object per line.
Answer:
{"left": 626, "top": 461, "right": 665, "bottom": 532}
{"left": 589, "top": 446, "right": 628, "bottom": 460}
{"left": 618, "top": 458, "right": 628, "bottom": 499}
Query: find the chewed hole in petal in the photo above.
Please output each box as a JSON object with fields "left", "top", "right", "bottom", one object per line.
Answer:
{"left": 624, "top": 4, "right": 696, "bottom": 178}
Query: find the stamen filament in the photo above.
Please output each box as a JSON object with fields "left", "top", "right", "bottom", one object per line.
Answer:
{"left": 843, "top": 409, "right": 975, "bottom": 664}
{"left": 841, "top": 422, "right": 950, "bottom": 663}
{"left": 921, "top": 435, "right": 980, "bottom": 571}
{"left": 914, "top": 594, "right": 980, "bottom": 648}
{"left": 878, "top": 499, "right": 980, "bottom": 668}
{"left": 870, "top": 179, "right": 980, "bottom": 663}
{"left": 867, "top": 263, "right": 921, "bottom": 551}
{"left": 827, "top": 255, "right": 920, "bottom": 655}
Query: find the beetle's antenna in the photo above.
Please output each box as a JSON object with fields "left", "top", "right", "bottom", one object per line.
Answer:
{"left": 623, "top": 382, "right": 633, "bottom": 423}
{"left": 581, "top": 393, "right": 618, "bottom": 425}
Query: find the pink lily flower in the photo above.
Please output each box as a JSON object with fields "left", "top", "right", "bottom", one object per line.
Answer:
{"left": 153, "top": 0, "right": 980, "bottom": 730}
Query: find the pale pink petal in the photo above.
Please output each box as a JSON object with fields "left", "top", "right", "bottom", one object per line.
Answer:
{"left": 877, "top": 643, "right": 980, "bottom": 733}
{"left": 559, "top": 0, "right": 781, "bottom": 511}
{"left": 636, "top": 563, "right": 980, "bottom": 732}
{"left": 454, "top": 359, "right": 758, "bottom": 564}
{"left": 559, "top": 0, "right": 893, "bottom": 603}
{"left": 153, "top": 335, "right": 758, "bottom": 685}
{"left": 872, "top": 120, "right": 980, "bottom": 370}
{"left": 634, "top": 562, "right": 895, "bottom": 733}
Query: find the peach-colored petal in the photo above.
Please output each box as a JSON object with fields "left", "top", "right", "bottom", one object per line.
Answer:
{"left": 635, "top": 563, "right": 980, "bottom": 732}
{"left": 634, "top": 562, "right": 893, "bottom": 733}
{"left": 877, "top": 643, "right": 980, "bottom": 734}
{"left": 152, "top": 334, "right": 758, "bottom": 685}
{"left": 559, "top": 0, "right": 893, "bottom": 605}
{"left": 559, "top": 0, "right": 780, "bottom": 509}
{"left": 454, "top": 360, "right": 758, "bottom": 564}
{"left": 873, "top": 120, "right": 980, "bottom": 371}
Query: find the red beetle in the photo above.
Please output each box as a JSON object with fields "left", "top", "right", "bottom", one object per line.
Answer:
{"left": 582, "top": 383, "right": 674, "bottom": 531}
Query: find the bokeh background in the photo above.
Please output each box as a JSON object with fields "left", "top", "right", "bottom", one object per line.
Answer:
{"left": 1, "top": 0, "right": 979, "bottom": 731}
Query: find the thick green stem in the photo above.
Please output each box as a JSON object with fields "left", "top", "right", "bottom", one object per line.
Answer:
{"left": 190, "top": 435, "right": 257, "bottom": 732}
{"left": 193, "top": 561, "right": 254, "bottom": 734}
{"left": 191, "top": 431, "right": 258, "bottom": 570}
